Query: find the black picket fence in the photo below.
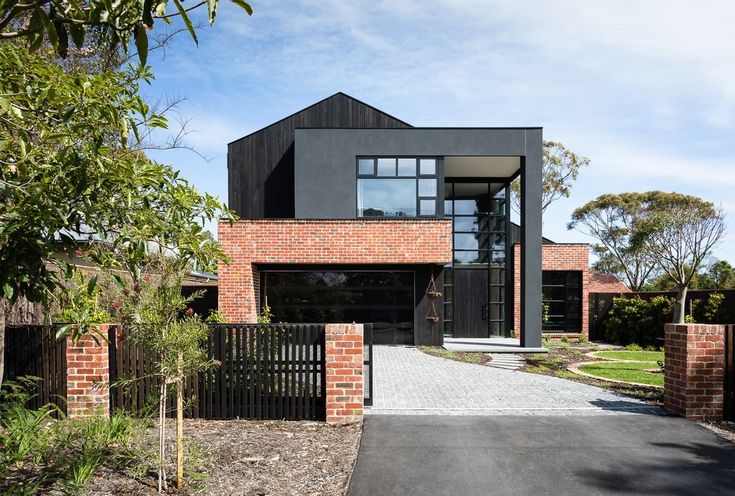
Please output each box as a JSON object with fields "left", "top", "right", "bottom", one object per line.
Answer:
{"left": 109, "top": 324, "right": 327, "bottom": 421}
{"left": 726, "top": 325, "right": 735, "bottom": 422}
{"left": 3, "top": 325, "right": 67, "bottom": 414}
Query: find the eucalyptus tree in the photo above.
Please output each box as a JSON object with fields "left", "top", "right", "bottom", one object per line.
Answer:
{"left": 568, "top": 192, "right": 661, "bottom": 291}
{"left": 511, "top": 140, "right": 590, "bottom": 215}
{"left": 632, "top": 192, "right": 725, "bottom": 323}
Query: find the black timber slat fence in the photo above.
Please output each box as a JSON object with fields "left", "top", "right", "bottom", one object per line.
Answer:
{"left": 109, "top": 324, "right": 326, "bottom": 421}
{"left": 726, "top": 325, "right": 734, "bottom": 421}
{"left": 363, "top": 324, "right": 373, "bottom": 407}
{"left": 3, "top": 325, "right": 67, "bottom": 414}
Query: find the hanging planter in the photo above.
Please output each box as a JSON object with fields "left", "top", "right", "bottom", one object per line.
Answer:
{"left": 425, "top": 274, "right": 442, "bottom": 299}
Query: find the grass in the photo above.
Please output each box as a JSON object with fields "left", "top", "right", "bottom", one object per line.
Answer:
{"left": 522, "top": 346, "right": 665, "bottom": 404}
{"left": 593, "top": 350, "right": 664, "bottom": 362}
{"left": 418, "top": 346, "right": 490, "bottom": 365}
{"left": 578, "top": 361, "right": 663, "bottom": 386}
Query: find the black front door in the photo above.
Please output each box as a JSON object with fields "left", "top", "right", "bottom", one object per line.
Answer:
{"left": 453, "top": 269, "right": 489, "bottom": 338}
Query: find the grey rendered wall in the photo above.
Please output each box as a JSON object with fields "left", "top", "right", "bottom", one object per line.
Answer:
{"left": 294, "top": 128, "right": 537, "bottom": 218}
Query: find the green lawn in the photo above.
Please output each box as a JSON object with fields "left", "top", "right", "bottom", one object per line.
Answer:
{"left": 578, "top": 361, "right": 663, "bottom": 386}
{"left": 592, "top": 351, "right": 664, "bottom": 362}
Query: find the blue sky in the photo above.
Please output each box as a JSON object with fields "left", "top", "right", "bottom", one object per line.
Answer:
{"left": 143, "top": 0, "right": 735, "bottom": 262}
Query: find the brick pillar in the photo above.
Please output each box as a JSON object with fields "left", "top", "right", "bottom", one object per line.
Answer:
{"left": 664, "top": 323, "right": 725, "bottom": 421}
{"left": 325, "top": 324, "right": 364, "bottom": 424}
{"left": 66, "top": 324, "right": 113, "bottom": 418}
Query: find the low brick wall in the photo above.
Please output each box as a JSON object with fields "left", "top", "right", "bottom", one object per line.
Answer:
{"left": 664, "top": 323, "right": 725, "bottom": 421}
{"left": 325, "top": 324, "right": 364, "bottom": 424}
{"left": 65, "top": 325, "right": 115, "bottom": 418}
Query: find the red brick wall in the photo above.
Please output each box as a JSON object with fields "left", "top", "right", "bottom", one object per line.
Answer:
{"left": 513, "top": 243, "right": 589, "bottom": 339}
{"left": 325, "top": 324, "right": 364, "bottom": 424}
{"left": 664, "top": 323, "right": 725, "bottom": 421}
{"left": 65, "top": 325, "right": 114, "bottom": 418}
{"left": 218, "top": 219, "right": 452, "bottom": 322}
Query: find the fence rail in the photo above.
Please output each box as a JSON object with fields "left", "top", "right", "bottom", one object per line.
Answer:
{"left": 109, "top": 324, "right": 327, "bottom": 421}
{"left": 726, "top": 325, "right": 734, "bottom": 421}
{"left": 3, "top": 325, "right": 67, "bottom": 414}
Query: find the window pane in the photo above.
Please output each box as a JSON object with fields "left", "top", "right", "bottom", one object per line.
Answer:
{"left": 397, "top": 158, "right": 416, "bottom": 176}
{"left": 454, "top": 233, "right": 487, "bottom": 250}
{"left": 419, "top": 158, "right": 436, "bottom": 175}
{"left": 358, "top": 158, "right": 374, "bottom": 175}
{"left": 453, "top": 251, "right": 489, "bottom": 264}
{"left": 419, "top": 199, "right": 436, "bottom": 216}
{"left": 358, "top": 179, "right": 416, "bottom": 217}
{"left": 418, "top": 178, "right": 437, "bottom": 196}
{"left": 377, "top": 158, "right": 396, "bottom": 176}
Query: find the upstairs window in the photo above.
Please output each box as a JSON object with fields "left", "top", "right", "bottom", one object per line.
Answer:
{"left": 357, "top": 157, "right": 438, "bottom": 217}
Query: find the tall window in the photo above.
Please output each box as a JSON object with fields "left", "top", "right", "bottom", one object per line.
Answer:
{"left": 542, "top": 271, "right": 582, "bottom": 332}
{"left": 357, "top": 157, "right": 438, "bottom": 217}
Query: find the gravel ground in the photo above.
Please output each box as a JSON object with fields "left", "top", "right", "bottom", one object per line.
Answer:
{"left": 84, "top": 419, "right": 362, "bottom": 496}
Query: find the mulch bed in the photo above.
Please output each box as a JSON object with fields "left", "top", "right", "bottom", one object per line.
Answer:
{"left": 84, "top": 419, "right": 362, "bottom": 496}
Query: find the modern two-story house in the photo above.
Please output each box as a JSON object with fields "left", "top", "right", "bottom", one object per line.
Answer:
{"left": 218, "top": 93, "right": 546, "bottom": 347}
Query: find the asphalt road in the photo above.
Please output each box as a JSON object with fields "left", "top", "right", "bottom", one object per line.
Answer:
{"left": 347, "top": 415, "right": 735, "bottom": 496}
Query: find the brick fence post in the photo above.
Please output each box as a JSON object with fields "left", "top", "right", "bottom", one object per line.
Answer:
{"left": 66, "top": 324, "right": 113, "bottom": 418}
{"left": 664, "top": 323, "right": 725, "bottom": 421}
{"left": 325, "top": 324, "right": 363, "bottom": 424}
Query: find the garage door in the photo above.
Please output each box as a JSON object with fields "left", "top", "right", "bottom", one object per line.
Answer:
{"left": 262, "top": 271, "right": 414, "bottom": 345}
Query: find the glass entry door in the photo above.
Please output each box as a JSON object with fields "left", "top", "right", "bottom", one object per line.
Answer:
{"left": 444, "top": 182, "right": 508, "bottom": 337}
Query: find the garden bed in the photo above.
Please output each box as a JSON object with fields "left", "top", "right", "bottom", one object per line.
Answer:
{"left": 522, "top": 345, "right": 664, "bottom": 404}
{"left": 418, "top": 346, "right": 490, "bottom": 365}
{"left": 84, "top": 419, "right": 361, "bottom": 495}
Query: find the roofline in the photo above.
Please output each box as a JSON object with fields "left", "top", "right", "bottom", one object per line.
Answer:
{"left": 227, "top": 92, "right": 413, "bottom": 146}
{"left": 294, "top": 126, "right": 543, "bottom": 131}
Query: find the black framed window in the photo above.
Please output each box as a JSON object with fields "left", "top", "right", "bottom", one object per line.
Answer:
{"left": 542, "top": 271, "right": 582, "bottom": 332}
{"left": 357, "top": 157, "right": 438, "bottom": 218}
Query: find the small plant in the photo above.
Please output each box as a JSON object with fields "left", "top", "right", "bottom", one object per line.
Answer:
{"left": 577, "top": 333, "right": 588, "bottom": 345}
{"left": 703, "top": 292, "right": 724, "bottom": 323}
{"left": 656, "top": 360, "right": 665, "bottom": 373}
{"left": 684, "top": 314, "right": 696, "bottom": 323}
{"left": 204, "top": 310, "right": 228, "bottom": 324}
{"left": 542, "top": 303, "right": 550, "bottom": 327}
{"left": 624, "top": 343, "right": 643, "bottom": 351}
{"left": 257, "top": 304, "right": 274, "bottom": 324}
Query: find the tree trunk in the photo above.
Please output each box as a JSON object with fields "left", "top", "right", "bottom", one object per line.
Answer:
{"left": 674, "top": 285, "right": 688, "bottom": 323}
{"left": 0, "top": 299, "right": 5, "bottom": 387}
{"left": 158, "top": 382, "right": 168, "bottom": 493}
{"left": 176, "top": 353, "right": 184, "bottom": 491}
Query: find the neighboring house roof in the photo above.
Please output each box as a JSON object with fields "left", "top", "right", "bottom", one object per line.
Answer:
{"left": 589, "top": 273, "right": 630, "bottom": 293}
{"left": 508, "top": 222, "right": 556, "bottom": 245}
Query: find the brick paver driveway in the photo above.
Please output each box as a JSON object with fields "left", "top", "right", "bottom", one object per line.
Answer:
{"left": 368, "top": 346, "right": 665, "bottom": 415}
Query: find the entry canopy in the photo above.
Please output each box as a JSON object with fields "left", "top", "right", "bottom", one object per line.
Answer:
{"left": 444, "top": 156, "right": 521, "bottom": 178}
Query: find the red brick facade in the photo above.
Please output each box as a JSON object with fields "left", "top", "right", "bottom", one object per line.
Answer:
{"left": 325, "top": 323, "right": 364, "bottom": 424}
{"left": 65, "top": 325, "right": 116, "bottom": 418}
{"left": 664, "top": 324, "right": 725, "bottom": 421}
{"left": 218, "top": 219, "right": 452, "bottom": 322}
{"left": 513, "top": 243, "right": 590, "bottom": 339}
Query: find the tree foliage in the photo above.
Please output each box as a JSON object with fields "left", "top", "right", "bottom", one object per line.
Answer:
{"left": 0, "top": 0, "right": 252, "bottom": 65}
{"left": 643, "top": 259, "right": 735, "bottom": 291}
{"left": 511, "top": 140, "right": 589, "bottom": 214}
{"left": 569, "top": 192, "right": 661, "bottom": 290}
{"left": 631, "top": 192, "right": 725, "bottom": 322}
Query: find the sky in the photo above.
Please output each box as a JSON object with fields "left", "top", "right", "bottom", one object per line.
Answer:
{"left": 143, "top": 0, "right": 735, "bottom": 262}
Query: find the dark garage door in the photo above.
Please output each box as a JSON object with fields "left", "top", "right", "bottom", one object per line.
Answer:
{"left": 263, "top": 271, "right": 414, "bottom": 345}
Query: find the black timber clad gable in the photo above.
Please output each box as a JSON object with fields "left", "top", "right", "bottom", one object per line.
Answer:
{"left": 228, "top": 92, "right": 412, "bottom": 219}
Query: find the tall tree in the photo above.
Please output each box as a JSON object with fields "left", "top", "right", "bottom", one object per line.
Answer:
{"left": 0, "top": 42, "right": 232, "bottom": 385}
{"left": 511, "top": 140, "right": 590, "bottom": 214}
{"left": 568, "top": 192, "right": 660, "bottom": 290}
{"left": 632, "top": 193, "right": 725, "bottom": 323}
{"left": 0, "top": 0, "right": 252, "bottom": 65}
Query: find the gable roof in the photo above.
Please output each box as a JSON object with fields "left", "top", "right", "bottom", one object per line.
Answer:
{"left": 228, "top": 92, "right": 412, "bottom": 145}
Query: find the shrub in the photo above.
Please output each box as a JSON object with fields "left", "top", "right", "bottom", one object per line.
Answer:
{"left": 702, "top": 292, "right": 724, "bottom": 323}
{"left": 602, "top": 296, "right": 674, "bottom": 346}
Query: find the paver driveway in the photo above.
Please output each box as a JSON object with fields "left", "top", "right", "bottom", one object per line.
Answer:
{"left": 368, "top": 346, "right": 665, "bottom": 415}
